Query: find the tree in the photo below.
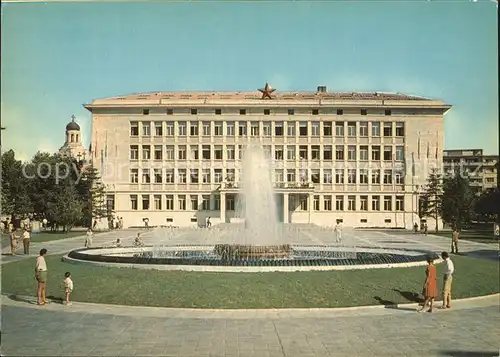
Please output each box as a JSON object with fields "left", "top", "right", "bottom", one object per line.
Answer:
{"left": 440, "top": 172, "right": 474, "bottom": 230}
{"left": 473, "top": 188, "right": 500, "bottom": 222}
{"left": 1, "top": 150, "right": 33, "bottom": 218}
{"left": 418, "top": 195, "right": 429, "bottom": 221}
{"left": 75, "top": 164, "right": 110, "bottom": 227}
{"left": 422, "top": 168, "right": 443, "bottom": 232}
{"left": 46, "top": 185, "right": 84, "bottom": 232}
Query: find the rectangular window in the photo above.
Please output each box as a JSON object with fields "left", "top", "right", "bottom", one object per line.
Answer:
{"left": 395, "top": 146, "right": 404, "bottom": 161}
{"left": 384, "top": 146, "right": 392, "bottom": 161}
{"left": 323, "top": 122, "right": 332, "bottom": 136}
{"left": 337, "top": 109, "right": 343, "bottom": 115}
{"left": 154, "top": 195, "right": 162, "bottom": 210}
{"left": 154, "top": 169, "right": 162, "bottom": 183}
{"left": 335, "top": 169, "right": 344, "bottom": 184}
{"left": 251, "top": 122, "right": 259, "bottom": 136}
{"left": 323, "top": 169, "right": 332, "bottom": 184}
{"left": 142, "top": 122, "right": 151, "bottom": 136}
{"left": 372, "top": 122, "right": 380, "bottom": 137}
{"left": 130, "top": 145, "right": 139, "bottom": 160}
{"left": 130, "top": 122, "right": 139, "bottom": 136}
{"left": 178, "top": 169, "right": 187, "bottom": 183}
{"left": 190, "top": 195, "right": 198, "bottom": 210}
{"left": 178, "top": 121, "right": 187, "bottom": 136}
{"left": 311, "top": 146, "right": 320, "bottom": 160}
{"left": 215, "top": 109, "right": 222, "bottom": 115}
{"left": 347, "top": 122, "right": 356, "bottom": 137}
{"left": 335, "top": 145, "right": 344, "bottom": 160}
{"left": 142, "top": 169, "right": 150, "bottom": 184}
{"left": 359, "top": 146, "right": 368, "bottom": 161}
{"left": 202, "top": 169, "right": 211, "bottom": 184}
{"left": 165, "top": 145, "right": 174, "bottom": 160}
{"left": 383, "top": 122, "right": 393, "bottom": 137}
{"left": 323, "top": 145, "right": 332, "bottom": 160}
{"left": 226, "top": 121, "right": 235, "bottom": 136}
{"left": 191, "top": 109, "right": 197, "bottom": 115}
{"left": 299, "top": 122, "right": 307, "bottom": 136}
{"left": 201, "top": 195, "right": 210, "bottom": 211}
{"left": 178, "top": 195, "right": 186, "bottom": 210}
{"left": 385, "top": 109, "right": 392, "bottom": 116}
{"left": 275, "top": 121, "right": 283, "bottom": 136}
{"left": 335, "top": 122, "right": 344, "bottom": 137}
{"left": 347, "top": 195, "right": 356, "bottom": 211}
{"left": 311, "top": 122, "right": 320, "bottom": 136}
{"left": 335, "top": 196, "right": 344, "bottom": 211}
{"left": 238, "top": 122, "right": 247, "bottom": 136}
{"left": 239, "top": 109, "right": 246, "bottom": 115}
{"left": 359, "top": 122, "right": 368, "bottom": 137}
{"left": 130, "top": 169, "right": 138, "bottom": 183}
{"left": 395, "top": 172, "right": 404, "bottom": 185}
{"left": 347, "top": 145, "right": 356, "bottom": 161}
{"left": 142, "top": 145, "right": 151, "bottom": 160}
{"left": 214, "top": 195, "right": 220, "bottom": 211}
{"left": 226, "top": 195, "right": 235, "bottom": 211}
{"left": 190, "top": 145, "right": 199, "bottom": 160}
{"left": 275, "top": 169, "right": 284, "bottom": 183}
{"left": 299, "top": 196, "right": 308, "bottom": 211}
{"left": 130, "top": 195, "right": 138, "bottom": 210}
{"left": 384, "top": 196, "right": 392, "bottom": 211}
{"left": 359, "top": 169, "right": 369, "bottom": 184}
{"left": 166, "top": 122, "right": 174, "bottom": 136}
{"left": 202, "top": 121, "right": 211, "bottom": 136}
{"left": 165, "top": 195, "right": 174, "bottom": 210}
{"left": 190, "top": 169, "right": 198, "bottom": 184}
{"left": 313, "top": 195, "right": 320, "bottom": 211}
{"left": 178, "top": 145, "right": 187, "bottom": 160}
{"left": 166, "top": 108, "right": 173, "bottom": 115}
{"left": 371, "top": 146, "right": 381, "bottom": 160}
{"left": 142, "top": 195, "right": 150, "bottom": 210}
{"left": 371, "top": 169, "right": 381, "bottom": 184}
{"left": 383, "top": 170, "right": 393, "bottom": 184}
{"left": 226, "top": 145, "right": 235, "bottom": 160}
{"left": 202, "top": 145, "right": 211, "bottom": 160}
{"left": 372, "top": 196, "right": 380, "bottom": 211}
{"left": 165, "top": 169, "right": 174, "bottom": 183}
{"left": 323, "top": 195, "right": 332, "bottom": 211}
{"left": 154, "top": 122, "right": 163, "bottom": 136}
{"left": 360, "top": 196, "right": 368, "bottom": 211}
{"left": 286, "top": 146, "right": 296, "bottom": 160}
{"left": 311, "top": 169, "right": 320, "bottom": 184}
{"left": 214, "top": 146, "right": 223, "bottom": 160}
{"left": 286, "top": 169, "right": 295, "bottom": 182}
{"left": 396, "top": 196, "right": 404, "bottom": 211}
{"left": 154, "top": 145, "right": 162, "bottom": 160}
{"left": 214, "top": 169, "right": 223, "bottom": 183}
{"left": 263, "top": 122, "right": 271, "bottom": 136}
{"left": 361, "top": 109, "right": 367, "bottom": 116}
{"left": 312, "top": 109, "right": 319, "bottom": 115}
{"left": 190, "top": 122, "right": 199, "bottom": 136}
{"left": 299, "top": 145, "right": 308, "bottom": 160}
{"left": 347, "top": 169, "right": 356, "bottom": 184}
{"left": 288, "top": 109, "right": 295, "bottom": 115}
{"left": 275, "top": 145, "right": 283, "bottom": 160}
{"left": 396, "top": 122, "right": 404, "bottom": 137}
{"left": 264, "top": 109, "right": 270, "bottom": 115}
{"left": 287, "top": 122, "right": 296, "bottom": 136}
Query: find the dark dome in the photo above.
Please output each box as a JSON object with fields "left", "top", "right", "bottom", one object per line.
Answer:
{"left": 66, "top": 118, "right": 80, "bottom": 131}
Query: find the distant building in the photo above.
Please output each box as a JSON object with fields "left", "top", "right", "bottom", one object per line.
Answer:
{"left": 59, "top": 115, "right": 88, "bottom": 162}
{"left": 84, "top": 84, "right": 451, "bottom": 229}
{"left": 443, "top": 149, "right": 498, "bottom": 192}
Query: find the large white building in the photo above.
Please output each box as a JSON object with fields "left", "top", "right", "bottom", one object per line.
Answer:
{"left": 84, "top": 84, "right": 451, "bottom": 229}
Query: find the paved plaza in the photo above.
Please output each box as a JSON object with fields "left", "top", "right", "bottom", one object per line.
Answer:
{"left": 2, "top": 226, "right": 499, "bottom": 356}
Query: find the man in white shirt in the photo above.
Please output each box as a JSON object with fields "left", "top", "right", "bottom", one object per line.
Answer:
{"left": 441, "top": 251, "right": 455, "bottom": 309}
{"left": 22, "top": 228, "right": 30, "bottom": 255}
{"left": 35, "top": 248, "right": 48, "bottom": 305}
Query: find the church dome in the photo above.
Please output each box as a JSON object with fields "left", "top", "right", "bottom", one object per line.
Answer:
{"left": 66, "top": 117, "right": 80, "bottom": 131}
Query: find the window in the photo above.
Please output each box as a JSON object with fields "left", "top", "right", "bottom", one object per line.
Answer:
{"left": 286, "top": 146, "right": 296, "bottom": 160}
{"left": 264, "top": 109, "right": 270, "bottom": 115}
{"left": 299, "top": 196, "right": 308, "bottom": 211}
{"left": 154, "top": 195, "right": 162, "bottom": 210}
{"left": 359, "top": 169, "right": 368, "bottom": 184}
{"left": 226, "top": 121, "right": 235, "bottom": 136}
{"left": 335, "top": 196, "right": 344, "bottom": 211}
{"left": 287, "top": 122, "right": 296, "bottom": 136}
{"left": 359, "top": 146, "right": 369, "bottom": 161}
{"left": 372, "top": 196, "right": 380, "bottom": 211}
{"left": 335, "top": 169, "right": 344, "bottom": 184}
{"left": 202, "top": 169, "right": 210, "bottom": 184}
{"left": 190, "top": 145, "right": 199, "bottom": 160}
{"left": 335, "top": 122, "right": 344, "bottom": 137}
{"left": 142, "top": 145, "right": 151, "bottom": 160}
{"left": 275, "top": 121, "right": 283, "bottom": 136}
{"left": 395, "top": 146, "right": 404, "bottom": 161}
{"left": 299, "top": 146, "right": 308, "bottom": 160}
{"left": 202, "top": 195, "right": 210, "bottom": 210}
{"left": 226, "top": 169, "right": 235, "bottom": 182}
{"left": 383, "top": 170, "right": 393, "bottom": 184}
{"left": 130, "top": 169, "right": 139, "bottom": 183}
{"left": 372, "top": 122, "right": 380, "bottom": 137}
{"left": 106, "top": 195, "right": 115, "bottom": 211}
{"left": 165, "top": 169, "right": 174, "bottom": 183}
{"left": 226, "top": 195, "right": 235, "bottom": 211}
{"left": 190, "top": 169, "right": 199, "bottom": 183}
{"left": 143, "top": 109, "right": 150, "bottom": 115}
{"left": 238, "top": 122, "right": 247, "bottom": 136}
{"left": 202, "top": 121, "right": 211, "bottom": 136}
{"left": 178, "top": 145, "right": 187, "bottom": 160}
{"left": 383, "top": 122, "right": 393, "bottom": 137}
{"left": 347, "top": 169, "right": 356, "bottom": 184}
{"left": 286, "top": 169, "right": 295, "bottom": 182}
{"left": 178, "top": 169, "right": 187, "bottom": 183}
{"left": 385, "top": 109, "right": 392, "bottom": 116}
{"left": 191, "top": 109, "right": 197, "bottom": 115}
{"left": 214, "top": 146, "right": 223, "bottom": 160}
{"left": 384, "top": 196, "right": 392, "bottom": 211}
{"left": 361, "top": 109, "right": 367, "bottom": 116}
{"left": 178, "top": 121, "right": 186, "bottom": 136}
{"left": 337, "top": 109, "right": 344, "bottom": 115}
{"left": 215, "top": 109, "right": 222, "bottom": 115}
{"left": 142, "top": 195, "right": 150, "bottom": 210}
{"left": 214, "top": 169, "right": 223, "bottom": 183}
{"left": 178, "top": 195, "right": 186, "bottom": 210}
{"left": 323, "top": 145, "right": 332, "bottom": 160}
{"left": 311, "top": 146, "right": 320, "bottom": 160}
{"left": 130, "top": 195, "right": 138, "bottom": 210}
{"left": 142, "top": 169, "right": 150, "bottom": 184}
{"left": 324, "top": 195, "right": 332, "bottom": 211}
{"left": 142, "top": 122, "right": 151, "bottom": 136}
{"left": 288, "top": 109, "right": 295, "bottom": 115}
{"left": 335, "top": 145, "right": 344, "bottom": 160}
{"left": 396, "top": 196, "right": 404, "bottom": 211}
{"left": 165, "top": 195, "right": 174, "bottom": 210}
{"left": 347, "top": 146, "right": 356, "bottom": 161}
{"left": 130, "top": 145, "right": 139, "bottom": 160}
{"left": 190, "top": 195, "right": 198, "bottom": 210}
{"left": 395, "top": 172, "right": 404, "bottom": 185}
{"left": 313, "top": 195, "right": 320, "bottom": 211}
{"left": 263, "top": 122, "right": 271, "bottom": 136}
{"left": 130, "top": 122, "right": 139, "bottom": 136}
{"left": 214, "top": 195, "right": 221, "bottom": 211}
{"left": 323, "top": 122, "right": 332, "bottom": 136}
{"left": 347, "top": 196, "right": 356, "bottom": 211}
{"left": 312, "top": 109, "right": 319, "bottom": 115}
{"left": 166, "top": 122, "right": 174, "bottom": 136}
{"left": 239, "top": 109, "right": 246, "bottom": 115}
{"left": 167, "top": 109, "right": 173, "bottom": 115}
{"left": 323, "top": 169, "right": 332, "bottom": 184}
{"left": 275, "top": 146, "right": 283, "bottom": 160}
{"left": 347, "top": 122, "right": 356, "bottom": 137}
{"left": 238, "top": 145, "right": 244, "bottom": 160}
{"left": 154, "top": 169, "right": 162, "bottom": 183}
{"left": 360, "top": 196, "right": 368, "bottom": 211}
{"left": 165, "top": 145, "right": 174, "bottom": 160}
{"left": 154, "top": 145, "right": 162, "bottom": 160}
{"left": 311, "top": 122, "right": 320, "bottom": 136}
{"left": 275, "top": 169, "right": 284, "bottom": 183}
{"left": 251, "top": 122, "right": 259, "bottom": 136}
{"left": 202, "top": 145, "right": 210, "bottom": 160}
{"left": 190, "top": 122, "right": 199, "bottom": 136}
{"left": 299, "top": 122, "right": 307, "bottom": 136}
{"left": 311, "top": 169, "right": 320, "bottom": 184}
{"left": 359, "top": 122, "right": 368, "bottom": 137}
{"left": 154, "top": 122, "right": 163, "bottom": 136}
{"left": 384, "top": 146, "right": 392, "bottom": 161}
{"left": 371, "top": 169, "right": 381, "bottom": 184}
{"left": 396, "top": 122, "right": 404, "bottom": 137}
{"left": 226, "top": 145, "right": 235, "bottom": 160}
{"left": 371, "top": 146, "right": 381, "bottom": 160}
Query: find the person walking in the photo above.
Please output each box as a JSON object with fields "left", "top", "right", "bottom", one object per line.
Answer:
{"left": 451, "top": 229, "right": 459, "bottom": 254}
{"left": 35, "top": 249, "right": 48, "bottom": 305}
{"left": 22, "top": 228, "right": 31, "bottom": 255}
{"left": 418, "top": 256, "right": 438, "bottom": 313}
{"left": 85, "top": 228, "right": 94, "bottom": 248}
{"left": 334, "top": 222, "right": 342, "bottom": 243}
{"left": 441, "top": 251, "right": 455, "bottom": 309}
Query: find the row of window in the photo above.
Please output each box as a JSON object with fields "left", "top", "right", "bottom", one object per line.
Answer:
{"left": 130, "top": 121, "right": 405, "bottom": 137}
{"left": 131, "top": 144, "right": 406, "bottom": 162}
{"left": 141, "top": 108, "right": 391, "bottom": 116}
{"left": 130, "top": 168, "right": 405, "bottom": 185}
{"left": 129, "top": 194, "right": 405, "bottom": 212}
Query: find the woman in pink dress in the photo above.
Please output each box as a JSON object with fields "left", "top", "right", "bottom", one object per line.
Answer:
{"left": 418, "top": 257, "right": 438, "bottom": 313}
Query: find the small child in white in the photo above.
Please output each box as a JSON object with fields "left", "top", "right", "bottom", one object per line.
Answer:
{"left": 63, "top": 272, "right": 74, "bottom": 305}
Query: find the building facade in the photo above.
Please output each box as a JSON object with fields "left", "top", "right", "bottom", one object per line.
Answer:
{"left": 85, "top": 85, "right": 451, "bottom": 229}
{"left": 443, "top": 149, "right": 498, "bottom": 192}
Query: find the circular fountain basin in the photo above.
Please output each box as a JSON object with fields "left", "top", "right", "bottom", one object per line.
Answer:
{"left": 63, "top": 245, "right": 438, "bottom": 272}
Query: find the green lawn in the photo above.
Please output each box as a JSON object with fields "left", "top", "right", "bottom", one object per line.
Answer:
{"left": 2, "top": 230, "right": 107, "bottom": 243}
{"left": 433, "top": 230, "right": 499, "bottom": 244}
{"left": 2, "top": 255, "right": 498, "bottom": 309}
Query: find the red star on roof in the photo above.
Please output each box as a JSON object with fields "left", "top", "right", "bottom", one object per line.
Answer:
{"left": 258, "top": 82, "right": 276, "bottom": 100}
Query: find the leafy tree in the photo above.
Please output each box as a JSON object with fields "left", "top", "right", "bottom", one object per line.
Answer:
{"left": 418, "top": 195, "right": 429, "bottom": 221}
{"left": 473, "top": 188, "right": 500, "bottom": 222}
{"left": 1, "top": 150, "right": 33, "bottom": 218}
{"left": 440, "top": 171, "right": 474, "bottom": 230}
{"left": 46, "top": 184, "right": 84, "bottom": 232}
{"left": 422, "top": 168, "right": 443, "bottom": 232}
{"left": 75, "top": 163, "right": 110, "bottom": 227}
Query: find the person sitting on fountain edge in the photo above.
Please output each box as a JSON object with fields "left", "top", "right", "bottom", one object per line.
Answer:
{"left": 134, "top": 233, "right": 145, "bottom": 247}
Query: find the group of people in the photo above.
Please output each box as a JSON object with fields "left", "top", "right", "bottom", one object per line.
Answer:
{"left": 413, "top": 222, "right": 429, "bottom": 235}
{"left": 8, "top": 228, "right": 31, "bottom": 255}
{"left": 419, "top": 251, "right": 455, "bottom": 313}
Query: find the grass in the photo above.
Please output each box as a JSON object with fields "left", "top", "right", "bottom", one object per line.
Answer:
{"left": 2, "top": 230, "right": 107, "bottom": 244}
{"left": 433, "top": 230, "right": 500, "bottom": 244}
{"left": 2, "top": 255, "right": 498, "bottom": 309}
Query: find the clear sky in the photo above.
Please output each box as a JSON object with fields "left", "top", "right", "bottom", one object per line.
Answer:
{"left": 1, "top": 1, "right": 498, "bottom": 161}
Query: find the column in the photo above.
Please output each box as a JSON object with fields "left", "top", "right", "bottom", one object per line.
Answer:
{"left": 220, "top": 192, "right": 226, "bottom": 224}
{"left": 308, "top": 193, "right": 313, "bottom": 224}
{"left": 283, "top": 193, "right": 289, "bottom": 223}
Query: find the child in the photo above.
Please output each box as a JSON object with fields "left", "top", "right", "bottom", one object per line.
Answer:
{"left": 63, "top": 272, "right": 74, "bottom": 305}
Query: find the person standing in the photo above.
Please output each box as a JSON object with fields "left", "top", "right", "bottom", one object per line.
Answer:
{"left": 10, "top": 230, "right": 19, "bottom": 255}
{"left": 418, "top": 257, "right": 438, "bottom": 313}
{"left": 85, "top": 228, "right": 94, "bottom": 248}
{"left": 35, "top": 249, "right": 48, "bottom": 305}
{"left": 451, "top": 229, "right": 459, "bottom": 254}
{"left": 22, "top": 228, "right": 31, "bottom": 255}
{"left": 334, "top": 222, "right": 342, "bottom": 243}
{"left": 441, "top": 251, "right": 455, "bottom": 309}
